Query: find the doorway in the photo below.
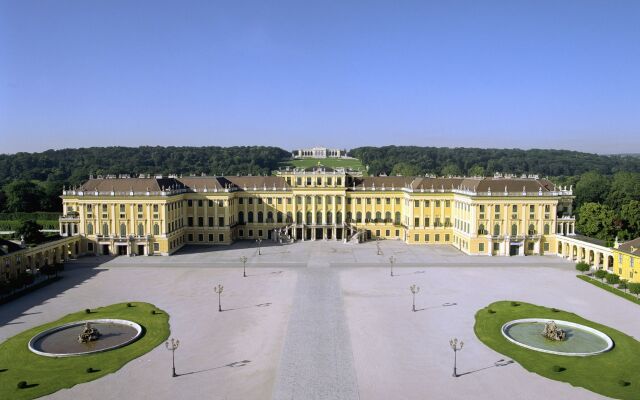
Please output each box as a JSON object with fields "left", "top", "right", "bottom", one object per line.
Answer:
{"left": 137, "top": 245, "right": 145, "bottom": 255}
{"left": 117, "top": 245, "right": 128, "bottom": 256}
{"left": 509, "top": 244, "right": 520, "bottom": 256}
{"left": 102, "top": 244, "right": 110, "bottom": 255}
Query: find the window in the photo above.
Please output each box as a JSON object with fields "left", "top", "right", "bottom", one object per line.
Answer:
{"left": 528, "top": 224, "right": 535, "bottom": 235}
{"left": 445, "top": 200, "right": 450, "bottom": 208}
{"left": 154, "top": 224, "right": 160, "bottom": 235}
{"left": 544, "top": 224, "right": 550, "bottom": 235}
{"left": 239, "top": 198, "right": 244, "bottom": 205}
{"left": 258, "top": 211, "right": 264, "bottom": 223}
{"left": 138, "top": 223, "right": 144, "bottom": 236}
{"left": 277, "top": 212, "right": 283, "bottom": 223}
{"left": 248, "top": 198, "right": 253, "bottom": 205}
{"left": 414, "top": 234, "right": 419, "bottom": 241}
{"left": 395, "top": 212, "right": 401, "bottom": 224}
{"left": 317, "top": 211, "right": 323, "bottom": 224}
{"left": 209, "top": 217, "right": 214, "bottom": 227}
{"left": 102, "top": 223, "right": 109, "bottom": 235}
{"left": 493, "top": 224, "right": 500, "bottom": 236}
{"left": 435, "top": 234, "right": 440, "bottom": 242}
{"left": 238, "top": 212, "right": 245, "bottom": 224}
{"left": 154, "top": 243, "right": 160, "bottom": 251}
{"left": 376, "top": 198, "right": 381, "bottom": 205}
{"left": 543, "top": 242, "right": 549, "bottom": 251}
{"left": 356, "top": 212, "right": 362, "bottom": 223}
{"left": 414, "top": 200, "right": 419, "bottom": 208}
{"left": 188, "top": 200, "right": 193, "bottom": 207}
{"left": 188, "top": 217, "right": 194, "bottom": 227}
{"left": 248, "top": 212, "right": 254, "bottom": 223}
{"left": 197, "top": 200, "right": 202, "bottom": 207}
{"left": 219, "top": 217, "right": 224, "bottom": 227}
{"left": 198, "top": 217, "right": 204, "bottom": 227}
{"left": 366, "top": 212, "right": 371, "bottom": 222}
{"left": 87, "top": 223, "right": 93, "bottom": 235}
{"left": 435, "top": 200, "right": 441, "bottom": 207}
{"left": 188, "top": 234, "right": 193, "bottom": 241}
{"left": 414, "top": 218, "right": 420, "bottom": 227}
{"left": 493, "top": 242, "right": 500, "bottom": 251}
{"left": 528, "top": 242, "right": 534, "bottom": 251}
{"left": 208, "top": 234, "right": 214, "bottom": 241}
{"left": 424, "top": 200, "right": 430, "bottom": 207}
{"left": 336, "top": 212, "right": 343, "bottom": 224}
{"left": 120, "top": 223, "right": 126, "bottom": 237}
{"left": 198, "top": 234, "right": 204, "bottom": 242}
{"left": 366, "top": 198, "right": 371, "bottom": 205}
{"left": 445, "top": 234, "right": 450, "bottom": 241}
{"left": 511, "top": 224, "right": 518, "bottom": 236}
{"left": 219, "top": 234, "right": 224, "bottom": 242}
{"left": 478, "top": 224, "right": 485, "bottom": 235}
{"left": 424, "top": 234, "right": 429, "bottom": 241}
{"left": 479, "top": 243, "right": 484, "bottom": 252}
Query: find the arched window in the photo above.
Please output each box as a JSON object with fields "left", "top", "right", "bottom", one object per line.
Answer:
{"left": 356, "top": 212, "right": 362, "bottom": 223}
{"left": 326, "top": 212, "right": 333, "bottom": 224}
{"left": 296, "top": 211, "right": 303, "bottom": 224}
{"left": 336, "top": 212, "right": 343, "bottom": 224}
{"left": 544, "top": 224, "right": 550, "bottom": 235}
{"left": 493, "top": 224, "right": 500, "bottom": 236}
{"left": 316, "top": 211, "right": 323, "bottom": 224}
{"left": 395, "top": 212, "right": 401, "bottom": 224}
{"left": 277, "top": 212, "right": 283, "bottom": 223}
{"left": 366, "top": 212, "right": 372, "bottom": 222}
{"left": 153, "top": 223, "right": 160, "bottom": 235}
{"left": 346, "top": 212, "right": 352, "bottom": 223}
{"left": 138, "top": 223, "right": 144, "bottom": 236}
{"left": 258, "top": 211, "right": 264, "bottom": 223}
{"left": 478, "top": 224, "right": 485, "bottom": 235}
{"left": 238, "top": 211, "right": 244, "bottom": 224}
{"left": 267, "top": 211, "right": 273, "bottom": 222}
{"left": 375, "top": 212, "right": 382, "bottom": 222}
{"left": 87, "top": 223, "right": 93, "bottom": 235}
{"left": 511, "top": 224, "right": 518, "bottom": 236}
{"left": 248, "top": 211, "right": 254, "bottom": 223}
{"left": 286, "top": 211, "right": 292, "bottom": 223}
{"left": 528, "top": 224, "right": 535, "bottom": 235}
{"left": 385, "top": 212, "right": 391, "bottom": 222}
{"left": 306, "top": 212, "right": 312, "bottom": 224}
{"left": 103, "top": 223, "right": 109, "bottom": 236}
{"left": 120, "top": 223, "right": 127, "bottom": 237}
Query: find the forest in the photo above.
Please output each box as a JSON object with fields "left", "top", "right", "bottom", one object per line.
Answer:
{"left": 0, "top": 145, "right": 638, "bottom": 242}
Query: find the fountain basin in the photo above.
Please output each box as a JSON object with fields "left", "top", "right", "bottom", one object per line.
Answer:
{"left": 501, "top": 318, "right": 613, "bottom": 356}
{"left": 28, "top": 319, "right": 143, "bottom": 357}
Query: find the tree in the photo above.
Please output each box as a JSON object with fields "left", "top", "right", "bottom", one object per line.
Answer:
{"left": 629, "top": 283, "right": 640, "bottom": 297}
{"left": 16, "top": 220, "right": 45, "bottom": 244}
{"left": 575, "top": 262, "right": 590, "bottom": 274}
{"left": 441, "top": 164, "right": 462, "bottom": 176}
{"left": 606, "top": 172, "right": 640, "bottom": 211}
{"left": 40, "top": 264, "right": 57, "bottom": 279}
{"left": 594, "top": 269, "right": 608, "bottom": 282}
{"left": 4, "top": 180, "right": 45, "bottom": 212}
{"left": 576, "top": 203, "right": 617, "bottom": 240}
{"left": 575, "top": 172, "right": 610, "bottom": 207}
{"left": 605, "top": 273, "right": 620, "bottom": 285}
{"left": 621, "top": 200, "right": 640, "bottom": 239}
{"left": 390, "top": 162, "right": 422, "bottom": 177}
{"left": 467, "top": 165, "right": 485, "bottom": 177}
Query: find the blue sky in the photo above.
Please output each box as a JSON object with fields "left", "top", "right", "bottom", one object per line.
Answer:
{"left": 1, "top": 0, "right": 639, "bottom": 154}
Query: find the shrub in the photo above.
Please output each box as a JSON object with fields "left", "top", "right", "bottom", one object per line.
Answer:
{"left": 17, "top": 381, "right": 28, "bottom": 389}
{"left": 618, "top": 279, "right": 629, "bottom": 292}
{"left": 85, "top": 309, "right": 91, "bottom": 314}
{"left": 487, "top": 309, "right": 496, "bottom": 314}
{"left": 127, "top": 303, "right": 133, "bottom": 307}
{"left": 605, "top": 273, "right": 620, "bottom": 285}
{"left": 618, "top": 380, "right": 630, "bottom": 387}
{"left": 594, "top": 269, "right": 608, "bottom": 282}
{"left": 551, "top": 308, "right": 560, "bottom": 312}
{"left": 552, "top": 365, "right": 566, "bottom": 372}
{"left": 629, "top": 283, "right": 640, "bottom": 297}
{"left": 86, "top": 367, "right": 94, "bottom": 373}
{"left": 150, "top": 310, "right": 156, "bottom": 315}
{"left": 510, "top": 301, "right": 520, "bottom": 307}
{"left": 575, "top": 262, "right": 590, "bottom": 274}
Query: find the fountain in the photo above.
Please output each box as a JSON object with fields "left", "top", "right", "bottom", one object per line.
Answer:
{"left": 501, "top": 318, "right": 613, "bottom": 356}
{"left": 29, "top": 319, "right": 143, "bottom": 357}
{"left": 542, "top": 321, "right": 566, "bottom": 341}
{"left": 78, "top": 322, "right": 102, "bottom": 343}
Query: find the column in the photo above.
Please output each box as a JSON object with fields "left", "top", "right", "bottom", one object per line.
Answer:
{"left": 332, "top": 195, "right": 337, "bottom": 240}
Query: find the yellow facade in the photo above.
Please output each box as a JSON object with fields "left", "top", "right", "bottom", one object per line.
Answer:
{"left": 613, "top": 238, "right": 640, "bottom": 283}
{"left": 59, "top": 168, "right": 574, "bottom": 256}
{"left": 1, "top": 236, "right": 83, "bottom": 281}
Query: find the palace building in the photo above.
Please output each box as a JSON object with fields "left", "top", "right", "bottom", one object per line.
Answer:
{"left": 59, "top": 167, "right": 575, "bottom": 257}
{"left": 292, "top": 147, "right": 347, "bottom": 158}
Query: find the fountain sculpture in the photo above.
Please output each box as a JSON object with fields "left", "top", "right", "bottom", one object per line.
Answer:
{"left": 542, "top": 320, "right": 566, "bottom": 341}
{"left": 78, "top": 322, "right": 102, "bottom": 343}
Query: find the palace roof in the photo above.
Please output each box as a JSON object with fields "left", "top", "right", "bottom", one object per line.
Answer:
{"left": 618, "top": 237, "right": 640, "bottom": 257}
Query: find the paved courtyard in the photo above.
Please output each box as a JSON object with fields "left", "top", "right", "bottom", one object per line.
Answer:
{"left": 2, "top": 241, "right": 639, "bottom": 399}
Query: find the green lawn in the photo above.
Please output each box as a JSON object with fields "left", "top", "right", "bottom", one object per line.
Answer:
{"left": 474, "top": 300, "right": 640, "bottom": 400}
{"left": 279, "top": 158, "right": 368, "bottom": 175}
{"left": 577, "top": 275, "right": 640, "bottom": 306}
{"left": 0, "top": 302, "right": 170, "bottom": 400}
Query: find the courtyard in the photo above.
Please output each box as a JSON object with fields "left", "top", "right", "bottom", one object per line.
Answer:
{"left": 2, "top": 241, "right": 639, "bottom": 399}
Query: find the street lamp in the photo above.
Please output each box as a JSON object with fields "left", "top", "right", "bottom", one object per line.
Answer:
{"left": 449, "top": 338, "right": 464, "bottom": 377}
{"left": 389, "top": 255, "right": 396, "bottom": 277}
{"left": 165, "top": 337, "right": 180, "bottom": 377}
{"left": 240, "top": 255, "right": 247, "bottom": 278}
{"left": 214, "top": 284, "right": 224, "bottom": 312}
{"left": 256, "top": 238, "right": 262, "bottom": 255}
{"left": 410, "top": 284, "right": 420, "bottom": 312}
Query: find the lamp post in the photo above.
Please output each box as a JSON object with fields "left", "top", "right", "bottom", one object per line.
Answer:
{"left": 449, "top": 338, "right": 464, "bottom": 377}
{"left": 376, "top": 238, "right": 381, "bottom": 255}
{"left": 214, "top": 284, "right": 224, "bottom": 312}
{"left": 165, "top": 337, "right": 180, "bottom": 377}
{"left": 240, "top": 255, "right": 247, "bottom": 278}
{"left": 389, "top": 255, "right": 395, "bottom": 277}
{"left": 256, "top": 238, "right": 262, "bottom": 255}
{"left": 410, "top": 284, "right": 420, "bottom": 312}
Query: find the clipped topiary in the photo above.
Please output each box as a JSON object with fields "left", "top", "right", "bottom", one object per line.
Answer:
{"left": 127, "top": 303, "right": 133, "bottom": 307}
{"left": 17, "top": 381, "right": 28, "bottom": 389}
{"left": 487, "top": 309, "right": 496, "bottom": 314}
{"left": 510, "top": 301, "right": 520, "bottom": 307}
{"left": 618, "top": 380, "right": 630, "bottom": 387}
{"left": 552, "top": 365, "right": 566, "bottom": 372}
{"left": 85, "top": 309, "right": 91, "bottom": 314}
